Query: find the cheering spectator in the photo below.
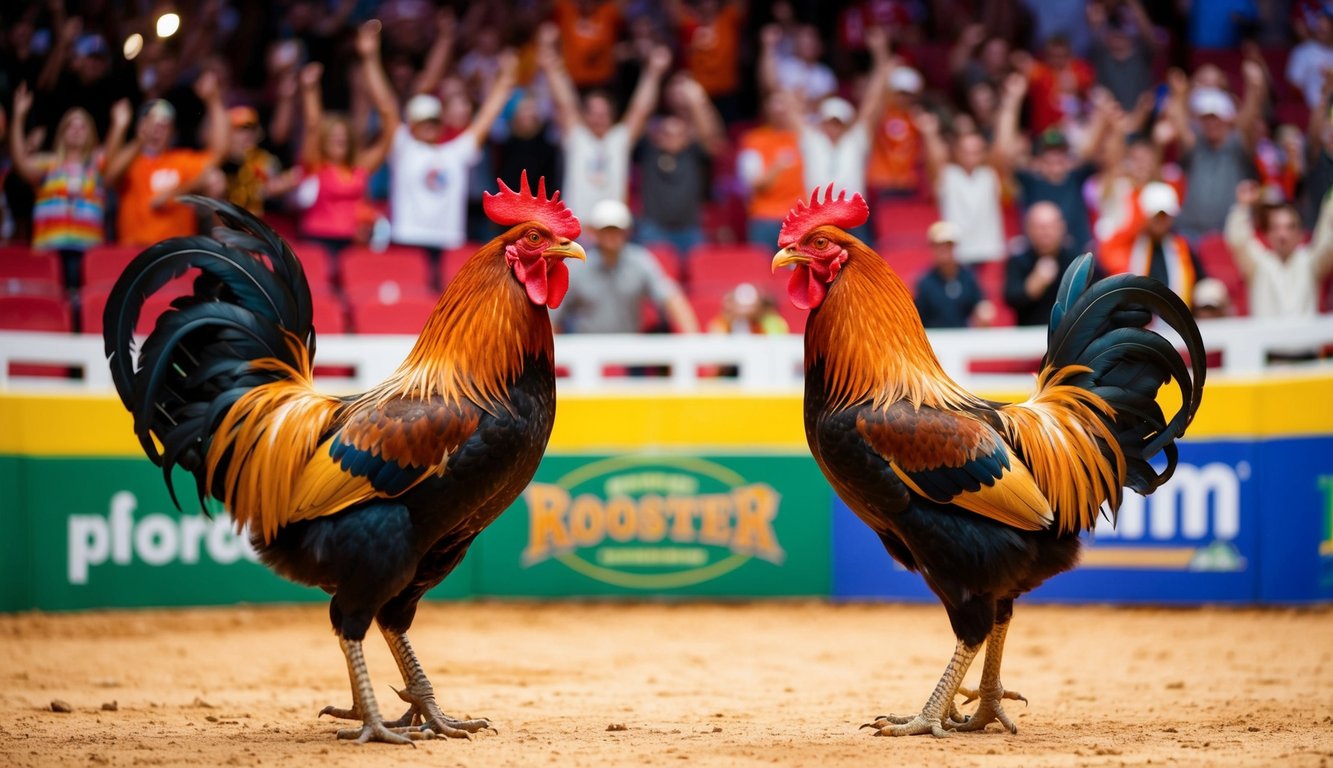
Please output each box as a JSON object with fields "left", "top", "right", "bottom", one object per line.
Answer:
{"left": 1019, "top": 35, "right": 1094, "bottom": 135}
{"left": 1156, "top": 63, "right": 1267, "bottom": 240}
{"left": 914, "top": 221, "right": 994, "bottom": 329}
{"left": 738, "top": 90, "right": 805, "bottom": 247}
{"left": 669, "top": 0, "right": 745, "bottom": 119}
{"left": 541, "top": 25, "right": 670, "bottom": 223}
{"left": 8, "top": 84, "right": 130, "bottom": 289}
{"left": 221, "top": 106, "right": 296, "bottom": 217}
{"left": 494, "top": 95, "right": 561, "bottom": 198}
{"left": 553, "top": 200, "right": 699, "bottom": 334}
{"left": 707, "top": 282, "right": 788, "bottom": 335}
{"left": 387, "top": 53, "right": 517, "bottom": 283}
{"left": 1087, "top": 0, "right": 1158, "bottom": 113}
{"left": 295, "top": 22, "right": 399, "bottom": 256}
{"left": 950, "top": 24, "right": 1015, "bottom": 93}
{"left": 636, "top": 73, "right": 725, "bottom": 258}
{"left": 868, "top": 59, "right": 924, "bottom": 199}
{"left": 1227, "top": 179, "right": 1333, "bottom": 318}
{"left": 112, "top": 71, "right": 228, "bottom": 246}
{"left": 552, "top": 0, "right": 622, "bottom": 91}
{"left": 1004, "top": 202, "right": 1083, "bottom": 326}
{"left": 1289, "top": 8, "right": 1333, "bottom": 109}
{"left": 917, "top": 108, "right": 1006, "bottom": 265}
{"left": 1100, "top": 181, "right": 1205, "bottom": 307}
{"left": 995, "top": 73, "right": 1113, "bottom": 253}
{"left": 765, "top": 24, "right": 837, "bottom": 107}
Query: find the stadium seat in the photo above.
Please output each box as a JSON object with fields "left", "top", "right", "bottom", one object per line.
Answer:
{"left": 290, "top": 241, "right": 334, "bottom": 290}
{"left": 1197, "top": 233, "right": 1248, "bottom": 316}
{"left": 0, "top": 276, "right": 62, "bottom": 298}
{"left": 685, "top": 244, "right": 774, "bottom": 291}
{"left": 80, "top": 275, "right": 195, "bottom": 334}
{"left": 874, "top": 199, "right": 938, "bottom": 245}
{"left": 0, "top": 294, "right": 71, "bottom": 332}
{"left": 349, "top": 294, "right": 437, "bottom": 334}
{"left": 341, "top": 246, "right": 433, "bottom": 301}
{"left": 0, "top": 247, "right": 61, "bottom": 286}
{"left": 310, "top": 294, "right": 347, "bottom": 335}
{"left": 441, "top": 242, "right": 483, "bottom": 286}
{"left": 880, "top": 245, "right": 934, "bottom": 285}
{"left": 82, "top": 245, "right": 143, "bottom": 287}
{"left": 643, "top": 242, "right": 682, "bottom": 281}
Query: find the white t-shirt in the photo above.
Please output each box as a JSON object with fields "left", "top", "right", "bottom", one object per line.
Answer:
{"left": 1225, "top": 203, "right": 1333, "bottom": 319}
{"left": 388, "top": 125, "right": 479, "bottom": 249}
{"left": 562, "top": 122, "right": 631, "bottom": 223}
{"left": 937, "top": 163, "right": 1005, "bottom": 264}
{"left": 799, "top": 122, "right": 870, "bottom": 196}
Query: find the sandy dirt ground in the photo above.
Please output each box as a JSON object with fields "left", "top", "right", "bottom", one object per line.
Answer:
{"left": 1, "top": 601, "right": 1331, "bottom": 768}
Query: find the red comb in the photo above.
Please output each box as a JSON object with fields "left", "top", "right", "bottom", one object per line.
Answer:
{"left": 777, "top": 184, "right": 869, "bottom": 248}
{"left": 482, "top": 171, "right": 581, "bottom": 241}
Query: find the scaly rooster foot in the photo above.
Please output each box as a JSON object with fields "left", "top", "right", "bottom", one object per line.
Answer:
{"left": 860, "top": 713, "right": 952, "bottom": 738}
{"left": 391, "top": 686, "right": 495, "bottom": 739}
{"left": 335, "top": 718, "right": 433, "bottom": 745}
{"left": 950, "top": 685, "right": 1026, "bottom": 734}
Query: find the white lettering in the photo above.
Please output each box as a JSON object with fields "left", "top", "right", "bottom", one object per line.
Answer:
{"left": 110, "top": 491, "right": 135, "bottom": 564}
{"left": 134, "top": 514, "right": 179, "bottom": 565}
{"left": 1097, "top": 462, "right": 1242, "bottom": 542}
{"left": 67, "top": 515, "right": 109, "bottom": 585}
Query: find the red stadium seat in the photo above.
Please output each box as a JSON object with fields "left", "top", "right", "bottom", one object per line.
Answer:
{"left": 310, "top": 294, "right": 347, "bottom": 335}
{"left": 81, "top": 275, "right": 195, "bottom": 334}
{"left": 83, "top": 245, "right": 143, "bottom": 287}
{"left": 341, "top": 247, "right": 432, "bottom": 301}
{"left": 685, "top": 244, "right": 774, "bottom": 291}
{"left": 880, "top": 245, "right": 934, "bottom": 285}
{"left": 442, "top": 242, "right": 483, "bottom": 286}
{"left": 290, "top": 241, "right": 334, "bottom": 291}
{"left": 0, "top": 294, "right": 71, "bottom": 332}
{"left": 348, "top": 295, "right": 437, "bottom": 334}
{"left": 874, "top": 199, "right": 938, "bottom": 245}
{"left": 643, "top": 242, "right": 682, "bottom": 281}
{"left": 1197, "top": 234, "right": 1248, "bottom": 316}
{"left": 0, "top": 277, "right": 62, "bottom": 298}
{"left": 0, "top": 248, "right": 61, "bottom": 285}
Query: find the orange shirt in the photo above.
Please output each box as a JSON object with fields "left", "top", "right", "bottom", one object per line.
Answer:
{"left": 1026, "top": 59, "right": 1094, "bottom": 134}
{"left": 681, "top": 5, "right": 743, "bottom": 97}
{"left": 118, "top": 150, "right": 211, "bottom": 245}
{"left": 866, "top": 105, "right": 921, "bottom": 192}
{"left": 740, "top": 126, "right": 804, "bottom": 220}
{"left": 553, "top": 0, "right": 620, "bottom": 88}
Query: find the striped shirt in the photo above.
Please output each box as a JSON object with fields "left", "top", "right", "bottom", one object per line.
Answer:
{"left": 33, "top": 154, "right": 106, "bottom": 251}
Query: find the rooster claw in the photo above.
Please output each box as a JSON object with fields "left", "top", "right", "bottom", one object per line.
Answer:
{"left": 319, "top": 704, "right": 359, "bottom": 721}
{"left": 866, "top": 714, "right": 952, "bottom": 738}
{"left": 336, "top": 720, "right": 430, "bottom": 745}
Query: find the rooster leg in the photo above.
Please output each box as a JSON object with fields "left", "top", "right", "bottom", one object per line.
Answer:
{"left": 324, "top": 637, "right": 430, "bottom": 745}
{"left": 951, "top": 617, "right": 1026, "bottom": 734}
{"left": 861, "top": 639, "right": 980, "bottom": 737}
{"left": 380, "top": 627, "right": 494, "bottom": 739}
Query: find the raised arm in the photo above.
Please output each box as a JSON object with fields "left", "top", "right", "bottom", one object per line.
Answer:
{"left": 1077, "top": 89, "right": 1116, "bottom": 164}
{"left": 855, "top": 26, "right": 892, "bottom": 131}
{"left": 36, "top": 13, "right": 77, "bottom": 92}
{"left": 101, "top": 98, "right": 133, "bottom": 184}
{"left": 1236, "top": 58, "right": 1269, "bottom": 151}
{"left": 912, "top": 107, "right": 948, "bottom": 190}
{"left": 298, "top": 62, "right": 325, "bottom": 169}
{"left": 1156, "top": 68, "right": 1195, "bottom": 154}
{"left": 353, "top": 21, "right": 400, "bottom": 172}
{"left": 758, "top": 23, "right": 783, "bottom": 96}
{"left": 679, "top": 74, "right": 725, "bottom": 156}
{"left": 991, "top": 72, "right": 1027, "bottom": 178}
{"left": 622, "top": 46, "right": 672, "bottom": 142}
{"left": 1309, "top": 186, "right": 1333, "bottom": 281}
{"left": 7, "top": 84, "right": 47, "bottom": 185}
{"left": 197, "top": 70, "right": 229, "bottom": 164}
{"left": 412, "top": 9, "right": 456, "bottom": 97}
{"left": 464, "top": 50, "right": 517, "bottom": 147}
{"left": 1224, "top": 180, "right": 1265, "bottom": 280}
{"left": 949, "top": 24, "right": 986, "bottom": 80}
{"left": 536, "top": 22, "right": 584, "bottom": 133}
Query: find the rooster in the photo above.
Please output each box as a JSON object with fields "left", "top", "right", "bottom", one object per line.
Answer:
{"left": 103, "top": 173, "right": 585, "bottom": 745}
{"left": 772, "top": 186, "right": 1205, "bottom": 737}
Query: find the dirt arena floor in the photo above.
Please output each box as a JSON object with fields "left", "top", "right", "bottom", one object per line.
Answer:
{"left": 1, "top": 601, "right": 1331, "bottom": 768}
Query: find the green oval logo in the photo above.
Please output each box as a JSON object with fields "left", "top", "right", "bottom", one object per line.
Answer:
{"left": 521, "top": 456, "right": 786, "bottom": 589}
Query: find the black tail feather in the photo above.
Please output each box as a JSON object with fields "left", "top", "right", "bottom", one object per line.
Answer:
{"left": 1045, "top": 254, "right": 1206, "bottom": 496}
{"left": 103, "top": 197, "right": 314, "bottom": 511}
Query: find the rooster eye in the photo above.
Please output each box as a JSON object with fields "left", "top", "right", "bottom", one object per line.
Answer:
{"left": 527, "top": 231, "right": 542, "bottom": 245}
{"left": 813, "top": 236, "right": 829, "bottom": 249}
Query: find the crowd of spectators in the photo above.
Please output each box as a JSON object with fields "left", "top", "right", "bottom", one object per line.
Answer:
{"left": 1, "top": 0, "right": 1331, "bottom": 353}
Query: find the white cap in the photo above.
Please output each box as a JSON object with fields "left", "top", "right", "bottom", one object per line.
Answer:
{"left": 1140, "top": 181, "right": 1180, "bottom": 217}
{"left": 927, "top": 220, "right": 958, "bottom": 244}
{"left": 818, "top": 96, "right": 856, "bottom": 124}
{"left": 1193, "top": 277, "right": 1229, "bottom": 309}
{"left": 1190, "top": 87, "right": 1236, "bottom": 120}
{"left": 589, "top": 199, "right": 633, "bottom": 230}
{"left": 405, "top": 94, "right": 443, "bottom": 124}
{"left": 888, "top": 67, "right": 923, "bottom": 94}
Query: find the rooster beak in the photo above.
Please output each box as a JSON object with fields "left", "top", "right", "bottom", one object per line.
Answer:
{"left": 771, "top": 247, "right": 809, "bottom": 272}
{"left": 544, "top": 240, "right": 586, "bottom": 262}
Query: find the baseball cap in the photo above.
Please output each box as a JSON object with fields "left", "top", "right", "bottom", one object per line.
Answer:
{"left": 1192, "top": 277, "right": 1229, "bottom": 309}
{"left": 74, "top": 34, "right": 109, "bottom": 58}
{"left": 228, "top": 106, "right": 260, "bottom": 128}
{"left": 405, "top": 94, "right": 443, "bottom": 124}
{"left": 818, "top": 97, "right": 856, "bottom": 124}
{"left": 1139, "top": 181, "right": 1180, "bottom": 217}
{"left": 140, "top": 99, "right": 176, "bottom": 123}
{"left": 1190, "top": 87, "right": 1237, "bottom": 120}
{"left": 927, "top": 220, "right": 958, "bottom": 244}
{"left": 589, "top": 199, "right": 633, "bottom": 230}
{"left": 1033, "top": 128, "right": 1069, "bottom": 154}
{"left": 888, "top": 67, "right": 923, "bottom": 94}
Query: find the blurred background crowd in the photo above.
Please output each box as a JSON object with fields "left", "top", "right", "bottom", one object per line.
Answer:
{"left": 1, "top": 0, "right": 1331, "bottom": 356}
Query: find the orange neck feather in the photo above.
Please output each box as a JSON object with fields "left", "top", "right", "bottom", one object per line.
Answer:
{"left": 806, "top": 244, "right": 979, "bottom": 411}
{"left": 381, "top": 239, "right": 553, "bottom": 406}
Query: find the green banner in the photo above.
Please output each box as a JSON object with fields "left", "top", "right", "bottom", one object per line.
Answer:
{"left": 473, "top": 454, "right": 831, "bottom": 597}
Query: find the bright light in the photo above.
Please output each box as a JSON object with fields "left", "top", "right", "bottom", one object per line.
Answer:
{"left": 156, "top": 12, "right": 180, "bottom": 38}
{"left": 123, "top": 33, "right": 144, "bottom": 60}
